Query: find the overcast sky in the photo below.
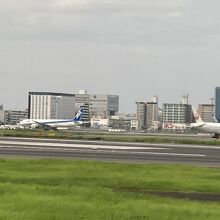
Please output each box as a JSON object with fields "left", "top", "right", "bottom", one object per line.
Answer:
{"left": 1, "top": 0, "right": 220, "bottom": 113}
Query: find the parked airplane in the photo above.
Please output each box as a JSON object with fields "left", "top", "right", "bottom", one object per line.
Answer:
{"left": 212, "top": 112, "right": 220, "bottom": 123}
{"left": 19, "top": 108, "right": 85, "bottom": 129}
{"left": 191, "top": 107, "right": 220, "bottom": 138}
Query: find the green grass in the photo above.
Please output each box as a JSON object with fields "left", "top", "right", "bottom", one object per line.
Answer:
{"left": 1, "top": 129, "right": 220, "bottom": 146}
{"left": 0, "top": 158, "right": 219, "bottom": 219}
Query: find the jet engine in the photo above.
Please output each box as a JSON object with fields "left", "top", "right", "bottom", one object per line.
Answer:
{"left": 31, "top": 123, "right": 39, "bottom": 129}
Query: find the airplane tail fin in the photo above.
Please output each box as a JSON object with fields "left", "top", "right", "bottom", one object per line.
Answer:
{"left": 212, "top": 112, "right": 219, "bottom": 123}
{"left": 192, "top": 107, "right": 203, "bottom": 123}
{"left": 73, "top": 108, "right": 84, "bottom": 122}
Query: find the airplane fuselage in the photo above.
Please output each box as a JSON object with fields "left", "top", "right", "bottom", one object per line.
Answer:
{"left": 191, "top": 122, "right": 220, "bottom": 135}
{"left": 20, "top": 119, "right": 82, "bottom": 128}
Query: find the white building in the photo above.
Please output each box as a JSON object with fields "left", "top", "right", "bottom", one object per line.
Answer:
{"left": 8, "top": 110, "right": 28, "bottom": 125}
{"left": 130, "top": 120, "right": 138, "bottom": 132}
{"left": 28, "top": 92, "right": 75, "bottom": 119}
{"left": 0, "top": 109, "right": 28, "bottom": 125}
{"left": 91, "top": 118, "right": 110, "bottom": 128}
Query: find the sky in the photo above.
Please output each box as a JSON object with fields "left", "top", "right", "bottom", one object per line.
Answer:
{"left": 1, "top": 0, "right": 220, "bottom": 113}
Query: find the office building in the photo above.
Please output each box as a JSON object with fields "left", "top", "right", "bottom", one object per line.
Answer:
{"left": 74, "top": 90, "right": 90, "bottom": 122}
{"left": 146, "top": 101, "right": 158, "bottom": 129}
{"left": 136, "top": 102, "right": 147, "bottom": 130}
{"left": 28, "top": 92, "right": 75, "bottom": 119}
{"left": 0, "top": 109, "right": 28, "bottom": 125}
{"left": 90, "top": 94, "right": 119, "bottom": 118}
{"left": 198, "top": 104, "right": 214, "bottom": 122}
{"left": 215, "top": 87, "right": 220, "bottom": 122}
{"left": 74, "top": 90, "right": 119, "bottom": 120}
{"left": 7, "top": 110, "right": 28, "bottom": 125}
{"left": 162, "top": 104, "right": 192, "bottom": 124}
{"left": 162, "top": 95, "right": 192, "bottom": 126}
{"left": 136, "top": 96, "right": 159, "bottom": 131}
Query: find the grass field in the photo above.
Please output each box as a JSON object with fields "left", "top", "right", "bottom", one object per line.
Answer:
{"left": 0, "top": 158, "right": 219, "bottom": 220}
{"left": 1, "top": 129, "right": 220, "bottom": 146}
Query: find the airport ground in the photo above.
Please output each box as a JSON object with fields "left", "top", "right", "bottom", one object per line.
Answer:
{"left": 0, "top": 129, "right": 219, "bottom": 146}
{"left": 0, "top": 130, "right": 219, "bottom": 219}
{"left": 0, "top": 158, "right": 219, "bottom": 220}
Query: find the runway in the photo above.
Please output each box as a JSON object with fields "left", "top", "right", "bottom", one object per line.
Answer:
{"left": 0, "top": 137, "right": 219, "bottom": 166}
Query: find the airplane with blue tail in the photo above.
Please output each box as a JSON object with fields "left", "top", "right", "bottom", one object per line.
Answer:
{"left": 19, "top": 108, "right": 86, "bottom": 129}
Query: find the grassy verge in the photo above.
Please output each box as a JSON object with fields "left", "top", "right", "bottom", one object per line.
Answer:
{"left": 0, "top": 129, "right": 220, "bottom": 146}
{"left": 0, "top": 158, "right": 219, "bottom": 219}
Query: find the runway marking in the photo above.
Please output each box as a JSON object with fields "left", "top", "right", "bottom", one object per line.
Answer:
{"left": 0, "top": 146, "right": 206, "bottom": 157}
{"left": 1, "top": 137, "right": 220, "bottom": 149}
{"left": 0, "top": 141, "right": 169, "bottom": 151}
{"left": 125, "top": 151, "right": 206, "bottom": 157}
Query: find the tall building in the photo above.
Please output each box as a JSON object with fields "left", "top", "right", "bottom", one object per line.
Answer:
{"left": 0, "top": 105, "right": 3, "bottom": 110}
{"left": 198, "top": 104, "right": 214, "bottom": 122}
{"left": 75, "top": 90, "right": 90, "bottom": 122}
{"left": 90, "top": 94, "right": 119, "bottom": 118}
{"left": 136, "top": 102, "right": 147, "bottom": 130}
{"left": 136, "top": 96, "right": 159, "bottom": 131}
{"left": 215, "top": 87, "right": 220, "bottom": 122}
{"left": 146, "top": 102, "right": 158, "bottom": 128}
{"left": 28, "top": 92, "right": 75, "bottom": 119}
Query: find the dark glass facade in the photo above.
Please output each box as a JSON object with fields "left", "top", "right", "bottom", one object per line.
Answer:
{"left": 215, "top": 87, "right": 220, "bottom": 122}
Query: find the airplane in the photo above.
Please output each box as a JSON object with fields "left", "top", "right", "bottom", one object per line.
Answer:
{"left": 19, "top": 108, "right": 86, "bottom": 130}
{"left": 212, "top": 112, "right": 220, "bottom": 123}
{"left": 191, "top": 107, "right": 220, "bottom": 138}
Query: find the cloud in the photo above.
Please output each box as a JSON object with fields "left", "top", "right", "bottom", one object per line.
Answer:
{"left": 1, "top": 0, "right": 220, "bottom": 111}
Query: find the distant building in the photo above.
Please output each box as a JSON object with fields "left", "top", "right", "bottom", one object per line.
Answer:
{"left": 136, "top": 97, "right": 159, "bottom": 131}
{"left": 74, "top": 90, "right": 90, "bottom": 122}
{"left": 0, "top": 109, "right": 28, "bottom": 125}
{"left": 146, "top": 102, "right": 158, "bottom": 129}
{"left": 130, "top": 120, "right": 138, "bottom": 132}
{"left": 162, "top": 103, "right": 192, "bottom": 125}
{"left": 28, "top": 92, "right": 75, "bottom": 119}
{"left": 74, "top": 91, "right": 119, "bottom": 122}
{"left": 0, "top": 110, "right": 4, "bottom": 124}
{"left": 0, "top": 105, "right": 4, "bottom": 124}
{"left": 7, "top": 109, "right": 28, "bottom": 125}
{"left": 90, "top": 94, "right": 119, "bottom": 118}
{"left": 215, "top": 87, "right": 220, "bottom": 122}
{"left": 136, "top": 102, "right": 147, "bottom": 130}
{"left": 198, "top": 104, "right": 214, "bottom": 122}
{"left": 119, "top": 113, "right": 137, "bottom": 131}
{"left": 91, "top": 118, "right": 110, "bottom": 128}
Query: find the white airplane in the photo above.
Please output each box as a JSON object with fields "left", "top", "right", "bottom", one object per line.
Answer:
{"left": 191, "top": 107, "right": 220, "bottom": 138}
{"left": 19, "top": 108, "right": 86, "bottom": 129}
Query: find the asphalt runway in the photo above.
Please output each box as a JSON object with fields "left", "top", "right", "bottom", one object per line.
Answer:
{"left": 0, "top": 137, "right": 219, "bottom": 166}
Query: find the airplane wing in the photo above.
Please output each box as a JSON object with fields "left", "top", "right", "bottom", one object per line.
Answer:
{"left": 32, "top": 120, "right": 53, "bottom": 129}
{"left": 193, "top": 123, "right": 206, "bottom": 128}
